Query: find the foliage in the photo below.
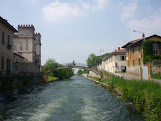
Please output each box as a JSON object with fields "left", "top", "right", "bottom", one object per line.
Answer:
{"left": 87, "top": 73, "right": 161, "bottom": 121}
{"left": 77, "top": 69, "right": 83, "bottom": 75}
{"left": 86, "top": 53, "right": 99, "bottom": 68}
{"left": 97, "top": 53, "right": 110, "bottom": 61}
{"left": 43, "top": 58, "right": 61, "bottom": 72}
{"left": 143, "top": 41, "right": 161, "bottom": 64}
{"left": 48, "top": 75, "right": 59, "bottom": 82}
{"left": 44, "top": 58, "right": 74, "bottom": 80}
{"left": 82, "top": 69, "right": 89, "bottom": 74}
{"left": 53, "top": 68, "right": 74, "bottom": 80}
{"left": 151, "top": 72, "right": 161, "bottom": 79}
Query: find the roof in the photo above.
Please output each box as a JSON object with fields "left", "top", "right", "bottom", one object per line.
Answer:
{"left": 122, "top": 34, "right": 161, "bottom": 48}
{"left": 0, "top": 16, "right": 18, "bottom": 32}
{"left": 14, "top": 53, "right": 25, "bottom": 58}
{"left": 102, "top": 48, "right": 126, "bottom": 61}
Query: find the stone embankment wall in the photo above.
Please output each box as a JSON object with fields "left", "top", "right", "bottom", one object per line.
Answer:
{"left": 0, "top": 75, "right": 44, "bottom": 94}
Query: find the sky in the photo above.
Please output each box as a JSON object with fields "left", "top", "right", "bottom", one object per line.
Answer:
{"left": 0, "top": 0, "right": 161, "bottom": 65}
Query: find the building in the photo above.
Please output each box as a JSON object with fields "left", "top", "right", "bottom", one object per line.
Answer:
{"left": 13, "top": 25, "right": 41, "bottom": 72}
{"left": 14, "top": 53, "right": 26, "bottom": 63}
{"left": 98, "top": 47, "right": 126, "bottom": 73}
{"left": 122, "top": 34, "right": 161, "bottom": 75}
{"left": 0, "top": 16, "right": 17, "bottom": 75}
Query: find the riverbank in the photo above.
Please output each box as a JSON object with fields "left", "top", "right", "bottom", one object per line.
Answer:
{"left": 48, "top": 75, "right": 59, "bottom": 82}
{"left": 86, "top": 72, "right": 161, "bottom": 121}
{"left": 0, "top": 75, "right": 44, "bottom": 94}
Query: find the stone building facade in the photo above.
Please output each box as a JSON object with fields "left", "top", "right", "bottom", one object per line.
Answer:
{"left": 122, "top": 34, "right": 161, "bottom": 75}
{"left": 13, "top": 25, "right": 41, "bottom": 72}
{"left": 0, "top": 16, "right": 17, "bottom": 75}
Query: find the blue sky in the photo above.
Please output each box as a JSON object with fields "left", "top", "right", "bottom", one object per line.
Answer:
{"left": 1, "top": 0, "right": 161, "bottom": 65}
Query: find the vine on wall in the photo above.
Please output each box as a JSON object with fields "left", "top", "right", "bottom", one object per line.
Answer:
{"left": 143, "top": 40, "right": 161, "bottom": 64}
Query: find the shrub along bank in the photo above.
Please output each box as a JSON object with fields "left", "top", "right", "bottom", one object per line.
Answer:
{"left": 88, "top": 72, "right": 161, "bottom": 121}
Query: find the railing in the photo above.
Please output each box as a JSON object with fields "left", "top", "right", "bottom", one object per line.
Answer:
{"left": 61, "top": 63, "right": 87, "bottom": 67}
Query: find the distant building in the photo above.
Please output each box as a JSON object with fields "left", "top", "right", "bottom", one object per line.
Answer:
{"left": 13, "top": 25, "right": 41, "bottom": 72}
{"left": 0, "top": 16, "right": 17, "bottom": 75}
{"left": 98, "top": 47, "right": 126, "bottom": 73}
{"left": 122, "top": 34, "right": 161, "bottom": 75}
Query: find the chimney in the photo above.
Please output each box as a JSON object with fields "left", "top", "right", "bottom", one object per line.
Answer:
{"left": 115, "top": 49, "right": 117, "bottom": 52}
{"left": 118, "top": 47, "right": 120, "bottom": 51}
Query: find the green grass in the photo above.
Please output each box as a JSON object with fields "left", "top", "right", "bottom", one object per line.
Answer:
{"left": 151, "top": 72, "right": 161, "bottom": 79}
{"left": 48, "top": 75, "right": 59, "bottom": 82}
{"left": 88, "top": 73, "right": 161, "bottom": 121}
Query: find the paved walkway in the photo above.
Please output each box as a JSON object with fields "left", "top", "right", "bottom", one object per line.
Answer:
{"left": 119, "top": 73, "right": 161, "bottom": 84}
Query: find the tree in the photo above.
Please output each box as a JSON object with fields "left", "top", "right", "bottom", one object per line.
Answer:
{"left": 86, "top": 53, "right": 99, "bottom": 68}
{"left": 77, "top": 69, "right": 83, "bottom": 75}
{"left": 43, "top": 58, "right": 74, "bottom": 80}
{"left": 83, "top": 69, "right": 89, "bottom": 74}
{"left": 43, "top": 58, "right": 60, "bottom": 71}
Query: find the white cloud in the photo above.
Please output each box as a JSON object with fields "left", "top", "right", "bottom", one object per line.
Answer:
{"left": 128, "top": 8, "right": 161, "bottom": 32}
{"left": 42, "top": 0, "right": 109, "bottom": 23}
{"left": 120, "top": 1, "right": 138, "bottom": 21}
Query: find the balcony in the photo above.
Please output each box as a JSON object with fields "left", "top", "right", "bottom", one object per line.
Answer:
{"left": 7, "top": 44, "right": 11, "bottom": 50}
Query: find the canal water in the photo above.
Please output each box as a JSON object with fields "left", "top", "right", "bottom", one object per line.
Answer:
{"left": 0, "top": 76, "right": 144, "bottom": 121}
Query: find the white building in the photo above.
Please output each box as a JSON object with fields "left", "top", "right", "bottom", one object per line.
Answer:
{"left": 98, "top": 48, "right": 126, "bottom": 73}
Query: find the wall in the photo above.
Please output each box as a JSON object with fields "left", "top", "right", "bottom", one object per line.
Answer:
{"left": 0, "top": 75, "right": 44, "bottom": 94}
{"left": 103, "top": 54, "right": 126, "bottom": 73}
{"left": 14, "top": 53, "right": 25, "bottom": 63}
{"left": 13, "top": 62, "right": 40, "bottom": 73}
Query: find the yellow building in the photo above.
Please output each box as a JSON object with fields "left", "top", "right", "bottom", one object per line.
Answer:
{"left": 0, "top": 16, "right": 17, "bottom": 75}
{"left": 122, "top": 34, "right": 161, "bottom": 75}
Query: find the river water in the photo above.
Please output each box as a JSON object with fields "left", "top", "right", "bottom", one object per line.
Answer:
{"left": 0, "top": 76, "right": 144, "bottom": 121}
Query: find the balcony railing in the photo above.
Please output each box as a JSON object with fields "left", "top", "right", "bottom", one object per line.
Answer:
{"left": 7, "top": 44, "right": 11, "bottom": 50}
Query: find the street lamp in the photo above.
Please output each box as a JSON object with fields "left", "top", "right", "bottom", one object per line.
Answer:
{"left": 100, "top": 49, "right": 104, "bottom": 56}
{"left": 132, "top": 30, "right": 145, "bottom": 41}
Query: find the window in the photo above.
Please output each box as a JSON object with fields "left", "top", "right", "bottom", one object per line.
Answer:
{"left": 8, "top": 35, "right": 10, "bottom": 44}
{"left": 26, "top": 39, "right": 29, "bottom": 42}
{"left": 133, "top": 60, "right": 135, "bottom": 67}
{"left": 2, "top": 32, "right": 4, "bottom": 44}
{"left": 20, "top": 45, "right": 23, "bottom": 51}
{"left": 26, "top": 43, "right": 28, "bottom": 50}
{"left": 152, "top": 43, "right": 159, "bottom": 55}
{"left": 1, "top": 56, "right": 4, "bottom": 70}
{"left": 139, "top": 59, "right": 141, "bottom": 66}
{"left": 120, "top": 56, "right": 126, "bottom": 61}
{"left": 14, "top": 45, "right": 17, "bottom": 50}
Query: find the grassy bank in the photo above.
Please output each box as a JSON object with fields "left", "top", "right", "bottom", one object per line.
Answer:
{"left": 151, "top": 72, "right": 161, "bottom": 79}
{"left": 48, "top": 75, "right": 59, "bottom": 82}
{"left": 88, "top": 72, "right": 161, "bottom": 121}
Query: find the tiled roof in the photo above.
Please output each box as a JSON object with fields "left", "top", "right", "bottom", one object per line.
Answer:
{"left": 102, "top": 48, "right": 126, "bottom": 61}
{"left": 122, "top": 34, "right": 161, "bottom": 48}
{"left": 0, "top": 16, "right": 17, "bottom": 32}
